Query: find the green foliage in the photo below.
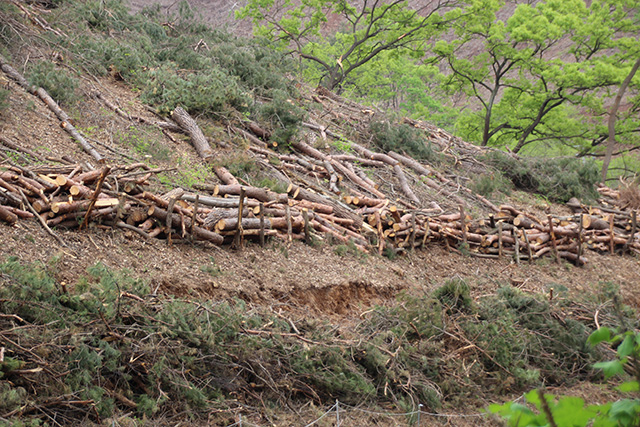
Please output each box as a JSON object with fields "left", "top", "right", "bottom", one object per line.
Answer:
{"left": 482, "top": 150, "right": 600, "bottom": 203}
{"left": 469, "top": 171, "right": 513, "bottom": 199}
{"left": 369, "top": 121, "right": 438, "bottom": 162}
{"left": 0, "top": 259, "right": 623, "bottom": 423}
{"left": 49, "top": 0, "right": 296, "bottom": 121}
{"left": 219, "top": 152, "right": 288, "bottom": 192}
{"left": 491, "top": 325, "right": 640, "bottom": 427}
{"left": 437, "top": 0, "right": 640, "bottom": 157}
{"left": 27, "top": 61, "right": 78, "bottom": 106}
{"left": 115, "top": 125, "right": 170, "bottom": 161}
{"left": 333, "top": 240, "right": 366, "bottom": 259}
{"left": 433, "top": 278, "right": 472, "bottom": 314}
{"left": 343, "top": 52, "right": 459, "bottom": 129}
{"left": 237, "top": 0, "right": 458, "bottom": 90}
{"left": 140, "top": 64, "right": 249, "bottom": 116}
{"left": 0, "top": 381, "right": 27, "bottom": 412}
{"left": 200, "top": 256, "right": 222, "bottom": 277}
{"left": 256, "top": 89, "right": 306, "bottom": 147}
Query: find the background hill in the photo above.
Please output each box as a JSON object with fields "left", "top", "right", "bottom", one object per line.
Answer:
{"left": 0, "top": 0, "right": 639, "bottom": 426}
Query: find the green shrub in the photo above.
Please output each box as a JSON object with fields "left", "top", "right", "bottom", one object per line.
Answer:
{"left": 74, "top": 0, "right": 132, "bottom": 32}
{"left": 256, "top": 89, "right": 306, "bottom": 147}
{"left": 140, "top": 64, "right": 249, "bottom": 115}
{"left": 482, "top": 151, "right": 600, "bottom": 203}
{"left": 369, "top": 121, "right": 438, "bottom": 162}
{"left": 27, "top": 61, "right": 78, "bottom": 106}
{"left": 469, "top": 171, "right": 512, "bottom": 198}
{"left": 433, "top": 278, "right": 473, "bottom": 314}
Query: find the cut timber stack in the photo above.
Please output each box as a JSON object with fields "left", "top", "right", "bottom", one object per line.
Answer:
{"left": 1, "top": 161, "right": 638, "bottom": 265}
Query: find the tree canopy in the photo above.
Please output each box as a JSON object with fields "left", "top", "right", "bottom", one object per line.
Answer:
{"left": 237, "top": 0, "right": 462, "bottom": 91}
{"left": 238, "top": 0, "right": 640, "bottom": 179}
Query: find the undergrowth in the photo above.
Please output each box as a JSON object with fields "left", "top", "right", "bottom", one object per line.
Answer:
{"left": 30, "top": 0, "right": 299, "bottom": 122}
{"left": 369, "top": 121, "right": 439, "bottom": 162}
{"left": 0, "top": 260, "right": 622, "bottom": 425}
{"left": 482, "top": 151, "right": 600, "bottom": 203}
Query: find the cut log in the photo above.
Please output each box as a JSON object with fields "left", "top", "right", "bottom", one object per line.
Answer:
{"left": 0, "top": 205, "right": 18, "bottom": 225}
{"left": 214, "top": 184, "right": 288, "bottom": 204}
{"left": 171, "top": 107, "right": 214, "bottom": 161}
{"left": 182, "top": 193, "right": 259, "bottom": 209}
{"left": 393, "top": 164, "right": 420, "bottom": 205}
{"left": 212, "top": 166, "right": 239, "bottom": 185}
{"left": 51, "top": 198, "right": 119, "bottom": 214}
{"left": 148, "top": 206, "right": 223, "bottom": 244}
{"left": 215, "top": 216, "right": 303, "bottom": 232}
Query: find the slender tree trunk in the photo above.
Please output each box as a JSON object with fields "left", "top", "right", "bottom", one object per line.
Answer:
{"left": 482, "top": 88, "right": 500, "bottom": 146}
{"left": 602, "top": 57, "right": 640, "bottom": 183}
{"left": 322, "top": 66, "right": 344, "bottom": 91}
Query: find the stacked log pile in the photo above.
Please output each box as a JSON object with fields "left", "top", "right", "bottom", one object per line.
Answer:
{"left": 1, "top": 159, "right": 638, "bottom": 263}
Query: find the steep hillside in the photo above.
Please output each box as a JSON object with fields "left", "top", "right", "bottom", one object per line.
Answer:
{"left": 1, "top": 1, "right": 639, "bottom": 426}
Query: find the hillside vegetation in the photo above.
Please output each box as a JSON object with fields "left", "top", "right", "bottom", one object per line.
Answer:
{"left": 0, "top": 0, "right": 639, "bottom": 426}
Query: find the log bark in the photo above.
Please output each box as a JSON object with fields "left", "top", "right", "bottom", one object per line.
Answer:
{"left": 182, "top": 193, "right": 259, "bottom": 209}
{"left": 0, "top": 205, "right": 18, "bottom": 224}
{"left": 148, "top": 206, "right": 223, "bottom": 244}
{"left": 0, "top": 55, "right": 103, "bottom": 162}
{"left": 214, "top": 184, "right": 288, "bottom": 204}
{"left": 393, "top": 164, "right": 419, "bottom": 205}
{"left": 212, "top": 166, "right": 239, "bottom": 185}
{"left": 171, "top": 107, "right": 214, "bottom": 161}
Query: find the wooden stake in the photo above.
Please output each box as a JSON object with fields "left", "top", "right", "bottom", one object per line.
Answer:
{"left": 513, "top": 227, "right": 520, "bottom": 265}
{"left": 410, "top": 211, "right": 416, "bottom": 249}
{"left": 375, "top": 211, "right": 384, "bottom": 255}
{"left": 522, "top": 229, "right": 534, "bottom": 264}
{"left": 577, "top": 213, "right": 584, "bottom": 264}
{"left": 498, "top": 222, "right": 503, "bottom": 259}
{"left": 609, "top": 214, "right": 615, "bottom": 254}
{"left": 302, "top": 208, "right": 310, "bottom": 244}
{"left": 460, "top": 204, "right": 467, "bottom": 245}
{"left": 548, "top": 215, "right": 560, "bottom": 263}
{"left": 190, "top": 194, "right": 199, "bottom": 242}
{"left": 233, "top": 187, "right": 245, "bottom": 249}
{"left": 80, "top": 166, "right": 110, "bottom": 230}
{"left": 624, "top": 211, "right": 637, "bottom": 253}
{"left": 285, "top": 204, "right": 292, "bottom": 244}
{"left": 259, "top": 202, "right": 265, "bottom": 247}
{"left": 422, "top": 218, "right": 430, "bottom": 248}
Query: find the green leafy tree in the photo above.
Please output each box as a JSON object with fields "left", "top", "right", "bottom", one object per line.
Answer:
{"left": 436, "top": 0, "right": 638, "bottom": 155}
{"left": 237, "top": 0, "right": 462, "bottom": 91}
{"left": 342, "top": 50, "right": 458, "bottom": 128}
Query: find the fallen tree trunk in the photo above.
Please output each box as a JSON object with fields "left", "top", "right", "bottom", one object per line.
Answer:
{"left": 171, "top": 107, "right": 214, "bottom": 162}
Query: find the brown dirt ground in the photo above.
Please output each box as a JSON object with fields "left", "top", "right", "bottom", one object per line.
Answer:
{"left": 1, "top": 63, "right": 640, "bottom": 425}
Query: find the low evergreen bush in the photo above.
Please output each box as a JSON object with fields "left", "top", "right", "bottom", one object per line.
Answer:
{"left": 482, "top": 151, "right": 600, "bottom": 203}
{"left": 27, "top": 61, "right": 79, "bottom": 106}
{"left": 369, "top": 121, "right": 438, "bottom": 162}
